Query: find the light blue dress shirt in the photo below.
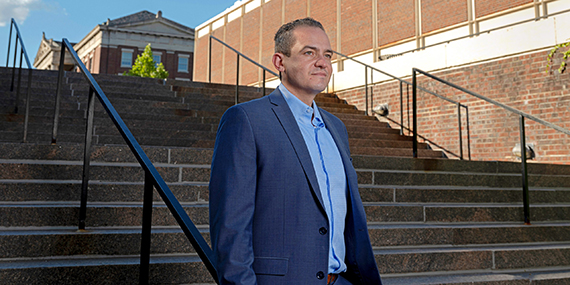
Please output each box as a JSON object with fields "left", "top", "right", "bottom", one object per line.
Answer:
{"left": 279, "top": 84, "right": 348, "bottom": 274}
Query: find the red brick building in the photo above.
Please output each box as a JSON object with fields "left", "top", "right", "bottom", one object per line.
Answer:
{"left": 195, "top": 0, "right": 570, "bottom": 164}
{"left": 34, "top": 11, "right": 194, "bottom": 81}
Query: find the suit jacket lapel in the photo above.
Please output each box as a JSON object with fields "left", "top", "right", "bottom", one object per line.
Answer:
{"left": 268, "top": 90, "right": 326, "bottom": 210}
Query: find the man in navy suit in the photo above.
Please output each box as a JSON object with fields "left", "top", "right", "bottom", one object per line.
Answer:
{"left": 209, "top": 18, "right": 382, "bottom": 284}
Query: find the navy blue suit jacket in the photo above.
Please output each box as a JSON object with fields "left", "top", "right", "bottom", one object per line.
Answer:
{"left": 209, "top": 89, "right": 381, "bottom": 284}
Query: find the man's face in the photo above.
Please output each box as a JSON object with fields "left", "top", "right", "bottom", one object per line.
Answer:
{"left": 278, "top": 26, "right": 333, "bottom": 101}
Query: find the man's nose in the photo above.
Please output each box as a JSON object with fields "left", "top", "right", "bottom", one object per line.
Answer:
{"left": 314, "top": 54, "right": 329, "bottom": 68}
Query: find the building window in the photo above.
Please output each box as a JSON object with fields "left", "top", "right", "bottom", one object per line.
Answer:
{"left": 178, "top": 54, "right": 189, "bottom": 72}
{"left": 121, "top": 49, "right": 133, "bottom": 67}
{"left": 152, "top": 54, "right": 161, "bottom": 66}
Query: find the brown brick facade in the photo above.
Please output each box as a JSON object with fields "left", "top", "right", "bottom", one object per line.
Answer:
{"left": 377, "top": 0, "right": 415, "bottom": 47}
{"left": 421, "top": 0, "right": 468, "bottom": 34}
{"left": 337, "top": 49, "right": 570, "bottom": 164}
{"left": 476, "top": 0, "right": 533, "bottom": 18}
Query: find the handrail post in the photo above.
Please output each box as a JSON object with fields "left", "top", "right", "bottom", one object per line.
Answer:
{"left": 16, "top": 50, "right": 23, "bottom": 114}
{"left": 52, "top": 42, "right": 67, "bottom": 144}
{"left": 365, "top": 67, "right": 368, "bottom": 116}
{"left": 262, "top": 70, "right": 266, "bottom": 97}
{"left": 208, "top": 36, "right": 212, "bottom": 83}
{"left": 370, "top": 71, "right": 374, "bottom": 114}
{"left": 465, "top": 106, "right": 471, "bottom": 160}
{"left": 399, "top": 81, "right": 404, "bottom": 135}
{"left": 11, "top": 37, "right": 18, "bottom": 92}
{"left": 79, "top": 86, "right": 96, "bottom": 230}
{"left": 23, "top": 68, "right": 32, "bottom": 143}
{"left": 139, "top": 171, "right": 154, "bottom": 285}
{"left": 457, "top": 103, "right": 463, "bottom": 160}
{"left": 235, "top": 54, "right": 240, "bottom": 105}
{"left": 412, "top": 69, "right": 418, "bottom": 158}
{"left": 520, "top": 116, "right": 531, "bottom": 225}
{"left": 6, "top": 20, "right": 13, "bottom": 67}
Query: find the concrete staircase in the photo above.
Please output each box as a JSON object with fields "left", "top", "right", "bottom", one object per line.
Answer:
{"left": 1, "top": 67, "right": 570, "bottom": 284}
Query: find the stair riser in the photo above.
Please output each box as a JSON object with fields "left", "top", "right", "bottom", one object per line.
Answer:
{"left": 369, "top": 226, "right": 570, "bottom": 247}
{"left": 0, "top": 144, "right": 214, "bottom": 164}
{"left": 0, "top": 263, "right": 215, "bottom": 284}
{"left": 0, "top": 183, "right": 209, "bottom": 203}
{"left": 361, "top": 171, "right": 570, "bottom": 188}
{"left": 0, "top": 206, "right": 209, "bottom": 227}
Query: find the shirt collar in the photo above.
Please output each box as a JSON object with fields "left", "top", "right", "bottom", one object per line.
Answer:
{"left": 279, "top": 84, "right": 325, "bottom": 129}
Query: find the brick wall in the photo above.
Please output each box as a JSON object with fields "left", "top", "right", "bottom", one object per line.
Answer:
{"left": 378, "top": 0, "right": 415, "bottom": 46}
{"left": 262, "top": 0, "right": 283, "bottom": 69}
{"left": 476, "top": 0, "right": 533, "bottom": 18}
{"left": 341, "top": 0, "right": 372, "bottom": 54}
{"left": 242, "top": 7, "right": 262, "bottom": 84}
{"left": 224, "top": 18, "right": 242, "bottom": 84}
{"left": 337, "top": 49, "right": 570, "bottom": 164}
{"left": 194, "top": 34, "right": 209, "bottom": 82}
{"left": 310, "top": 0, "right": 338, "bottom": 55}
{"left": 422, "top": 0, "right": 467, "bottom": 34}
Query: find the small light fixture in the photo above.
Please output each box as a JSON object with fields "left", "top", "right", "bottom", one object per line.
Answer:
{"left": 373, "top": 103, "right": 389, "bottom": 116}
{"left": 512, "top": 143, "right": 536, "bottom": 160}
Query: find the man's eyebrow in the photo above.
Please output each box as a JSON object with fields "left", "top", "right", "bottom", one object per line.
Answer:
{"left": 301, "top": 46, "right": 333, "bottom": 54}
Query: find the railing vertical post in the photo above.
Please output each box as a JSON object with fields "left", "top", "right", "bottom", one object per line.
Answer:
{"left": 11, "top": 37, "right": 18, "bottom": 92}
{"left": 139, "top": 171, "right": 154, "bottom": 285}
{"left": 52, "top": 42, "right": 67, "bottom": 144}
{"left": 370, "top": 71, "right": 374, "bottom": 114}
{"left": 23, "top": 68, "right": 32, "bottom": 143}
{"left": 6, "top": 20, "right": 13, "bottom": 67}
{"left": 364, "top": 67, "right": 368, "bottom": 116}
{"left": 399, "top": 81, "right": 404, "bottom": 135}
{"left": 79, "top": 86, "right": 96, "bottom": 230}
{"left": 262, "top": 70, "right": 266, "bottom": 97}
{"left": 15, "top": 50, "right": 23, "bottom": 113}
{"left": 407, "top": 84, "right": 410, "bottom": 136}
{"left": 458, "top": 103, "right": 463, "bottom": 160}
{"left": 520, "top": 116, "right": 531, "bottom": 225}
{"left": 466, "top": 106, "right": 471, "bottom": 160}
{"left": 235, "top": 54, "right": 240, "bottom": 105}
{"left": 412, "top": 69, "right": 418, "bottom": 158}
{"left": 208, "top": 36, "right": 212, "bottom": 83}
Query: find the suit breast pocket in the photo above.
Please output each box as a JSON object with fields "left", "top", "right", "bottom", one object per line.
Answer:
{"left": 252, "top": 256, "right": 288, "bottom": 276}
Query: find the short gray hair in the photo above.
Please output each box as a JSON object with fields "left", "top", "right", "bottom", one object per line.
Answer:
{"left": 274, "top": 17, "right": 325, "bottom": 57}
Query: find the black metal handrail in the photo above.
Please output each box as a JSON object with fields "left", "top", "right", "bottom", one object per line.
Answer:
{"left": 333, "top": 51, "right": 471, "bottom": 160}
{"left": 53, "top": 38, "right": 218, "bottom": 284}
{"left": 6, "top": 18, "right": 33, "bottom": 142}
{"left": 208, "top": 35, "right": 278, "bottom": 104}
{"left": 412, "top": 67, "right": 570, "bottom": 225}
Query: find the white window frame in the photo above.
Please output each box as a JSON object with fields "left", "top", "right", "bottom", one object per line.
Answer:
{"left": 178, "top": 54, "right": 189, "bottom": 73}
{"left": 152, "top": 51, "right": 162, "bottom": 67}
{"left": 121, "top": 49, "right": 134, "bottom": 68}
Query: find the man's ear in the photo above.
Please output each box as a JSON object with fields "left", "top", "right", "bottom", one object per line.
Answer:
{"left": 272, "top": 53, "right": 286, "bottom": 72}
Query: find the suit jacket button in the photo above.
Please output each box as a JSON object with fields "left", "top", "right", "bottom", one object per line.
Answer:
{"left": 319, "top": 227, "right": 327, "bottom": 235}
{"left": 316, "top": 271, "right": 325, "bottom": 279}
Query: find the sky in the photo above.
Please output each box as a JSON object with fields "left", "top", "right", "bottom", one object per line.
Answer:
{"left": 0, "top": 0, "right": 239, "bottom": 67}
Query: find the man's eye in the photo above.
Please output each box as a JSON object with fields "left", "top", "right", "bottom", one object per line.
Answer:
{"left": 325, "top": 54, "right": 332, "bottom": 59}
{"left": 305, "top": 51, "right": 314, "bottom": 55}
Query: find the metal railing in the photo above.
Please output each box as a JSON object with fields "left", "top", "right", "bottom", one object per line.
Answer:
{"left": 208, "top": 35, "right": 279, "bottom": 104}
{"left": 334, "top": 51, "right": 471, "bottom": 160}
{"left": 412, "top": 67, "right": 570, "bottom": 224}
{"left": 5, "top": 18, "right": 33, "bottom": 142}
{"left": 53, "top": 38, "right": 218, "bottom": 284}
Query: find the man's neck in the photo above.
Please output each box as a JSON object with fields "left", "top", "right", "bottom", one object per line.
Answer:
{"left": 281, "top": 83, "right": 317, "bottom": 106}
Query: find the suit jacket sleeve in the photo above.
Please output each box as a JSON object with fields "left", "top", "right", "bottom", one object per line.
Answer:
{"left": 209, "top": 105, "right": 258, "bottom": 284}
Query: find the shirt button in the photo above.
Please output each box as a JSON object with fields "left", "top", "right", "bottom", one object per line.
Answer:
{"left": 316, "top": 271, "right": 325, "bottom": 280}
{"left": 319, "top": 227, "right": 327, "bottom": 235}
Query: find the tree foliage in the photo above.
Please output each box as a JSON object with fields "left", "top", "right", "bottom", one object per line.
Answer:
{"left": 125, "top": 44, "right": 169, "bottom": 79}
{"left": 546, "top": 40, "right": 570, "bottom": 74}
